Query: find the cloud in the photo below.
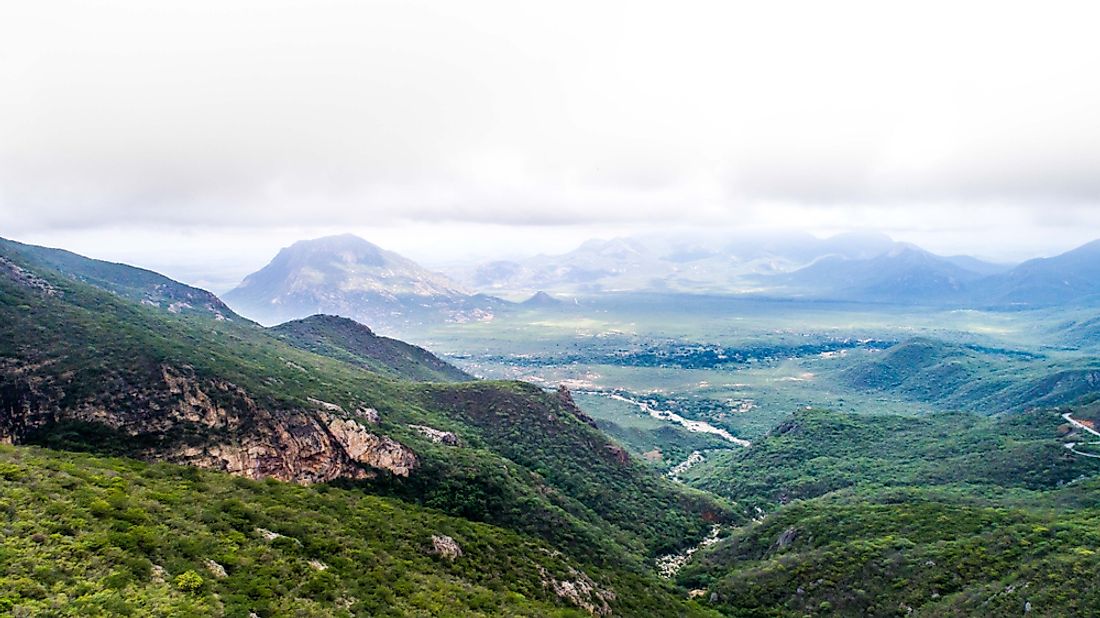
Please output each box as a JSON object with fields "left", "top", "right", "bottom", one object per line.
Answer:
{"left": 2, "top": 0, "right": 1100, "bottom": 243}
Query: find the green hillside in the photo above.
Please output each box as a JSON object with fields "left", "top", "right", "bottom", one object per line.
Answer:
{"left": 836, "top": 338, "right": 1100, "bottom": 413}
{"left": 0, "top": 239, "right": 731, "bottom": 614}
{"left": 0, "top": 445, "right": 716, "bottom": 617}
{"left": 677, "top": 408, "right": 1100, "bottom": 616}
{"left": 271, "top": 315, "right": 472, "bottom": 383}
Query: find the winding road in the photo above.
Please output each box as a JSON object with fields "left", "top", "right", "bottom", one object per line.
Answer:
{"left": 1062, "top": 412, "right": 1100, "bottom": 459}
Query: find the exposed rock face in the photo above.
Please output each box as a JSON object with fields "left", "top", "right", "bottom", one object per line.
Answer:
{"left": 204, "top": 559, "right": 228, "bottom": 579}
{"left": 0, "top": 256, "right": 59, "bottom": 296}
{"left": 557, "top": 385, "right": 599, "bottom": 428}
{"left": 604, "top": 444, "right": 630, "bottom": 466}
{"left": 409, "top": 424, "right": 460, "bottom": 446}
{"left": 536, "top": 565, "right": 616, "bottom": 616}
{"left": 0, "top": 362, "right": 417, "bottom": 484}
{"left": 308, "top": 397, "right": 345, "bottom": 413}
{"left": 355, "top": 407, "right": 380, "bottom": 423}
{"left": 326, "top": 417, "right": 417, "bottom": 477}
{"left": 773, "top": 527, "right": 799, "bottom": 550}
{"left": 429, "top": 535, "right": 463, "bottom": 560}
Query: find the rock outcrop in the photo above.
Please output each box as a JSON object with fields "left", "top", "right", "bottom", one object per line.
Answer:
{"left": 428, "top": 535, "right": 463, "bottom": 560}
{"left": 536, "top": 564, "right": 616, "bottom": 616}
{"left": 409, "top": 424, "right": 460, "bottom": 446}
{"left": 557, "top": 385, "right": 599, "bottom": 428}
{"left": 0, "top": 362, "right": 417, "bottom": 484}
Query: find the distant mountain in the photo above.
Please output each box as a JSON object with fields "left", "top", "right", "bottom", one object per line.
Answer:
{"left": 974, "top": 239, "right": 1100, "bottom": 307}
{"left": 224, "top": 234, "right": 505, "bottom": 331}
{"left": 520, "top": 290, "right": 566, "bottom": 308}
{"left": 766, "top": 244, "right": 987, "bottom": 303}
{"left": 451, "top": 230, "right": 921, "bottom": 296}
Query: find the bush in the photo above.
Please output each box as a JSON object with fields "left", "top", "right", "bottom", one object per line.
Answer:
{"left": 174, "top": 570, "right": 204, "bottom": 593}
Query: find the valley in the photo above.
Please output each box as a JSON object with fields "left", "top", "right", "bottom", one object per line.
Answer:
{"left": 2, "top": 235, "right": 1100, "bottom": 616}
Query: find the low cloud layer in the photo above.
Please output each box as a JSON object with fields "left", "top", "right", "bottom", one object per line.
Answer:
{"left": 3, "top": 1, "right": 1100, "bottom": 263}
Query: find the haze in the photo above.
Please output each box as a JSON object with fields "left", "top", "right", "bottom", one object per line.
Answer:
{"left": 3, "top": 0, "right": 1100, "bottom": 290}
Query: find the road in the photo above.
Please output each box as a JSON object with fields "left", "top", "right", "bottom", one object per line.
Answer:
{"left": 1062, "top": 412, "right": 1100, "bottom": 459}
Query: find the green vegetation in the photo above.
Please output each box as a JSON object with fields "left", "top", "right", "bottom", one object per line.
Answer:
{"left": 571, "top": 392, "right": 731, "bottom": 471}
{"left": 0, "top": 445, "right": 715, "bottom": 617}
{"left": 0, "top": 237, "right": 729, "bottom": 614}
{"left": 683, "top": 408, "right": 1098, "bottom": 511}
{"left": 271, "top": 315, "right": 472, "bottom": 383}
{"left": 677, "top": 407, "right": 1100, "bottom": 616}
{"left": 6, "top": 236, "right": 1100, "bottom": 616}
{"left": 679, "top": 483, "right": 1100, "bottom": 616}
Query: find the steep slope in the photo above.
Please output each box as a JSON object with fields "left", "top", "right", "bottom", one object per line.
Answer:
{"left": 223, "top": 234, "right": 503, "bottom": 331}
{"left": 0, "top": 239, "right": 731, "bottom": 577}
{"left": 975, "top": 239, "right": 1100, "bottom": 307}
{"left": 0, "top": 237, "right": 238, "bottom": 321}
{"left": 0, "top": 445, "right": 718, "bottom": 617}
{"left": 681, "top": 485, "right": 1100, "bottom": 617}
{"left": 271, "top": 315, "right": 471, "bottom": 382}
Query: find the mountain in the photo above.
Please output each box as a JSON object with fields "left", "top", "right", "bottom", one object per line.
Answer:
{"left": 833, "top": 337, "right": 1100, "bottom": 413}
{"left": 521, "top": 290, "right": 566, "bottom": 308}
{"left": 0, "top": 237, "right": 731, "bottom": 614}
{"left": 450, "top": 230, "right": 1022, "bottom": 303}
{"left": 0, "top": 237, "right": 239, "bottom": 321}
{"left": 764, "top": 244, "right": 987, "bottom": 303}
{"left": 271, "top": 314, "right": 472, "bottom": 382}
{"left": 450, "top": 231, "right": 913, "bottom": 296}
{"left": 223, "top": 234, "right": 504, "bottom": 331}
{"left": 973, "top": 239, "right": 1100, "bottom": 307}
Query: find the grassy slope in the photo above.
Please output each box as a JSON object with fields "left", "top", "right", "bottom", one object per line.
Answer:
{"left": 0, "top": 445, "right": 718, "bottom": 617}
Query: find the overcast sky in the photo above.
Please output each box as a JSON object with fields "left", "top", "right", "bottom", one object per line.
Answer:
{"left": 3, "top": 1, "right": 1100, "bottom": 290}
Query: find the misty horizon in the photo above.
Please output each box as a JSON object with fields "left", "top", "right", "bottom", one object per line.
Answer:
{"left": 4, "top": 1, "right": 1100, "bottom": 290}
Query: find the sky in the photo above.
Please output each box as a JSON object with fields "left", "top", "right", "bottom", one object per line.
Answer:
{"left": 3, "top": 1, "right": 1100, "bottom": 291}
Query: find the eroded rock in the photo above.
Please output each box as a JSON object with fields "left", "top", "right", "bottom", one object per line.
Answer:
{"left": 536, "top": 564, "right": 616, "bottom": 616}
{"left": 429, "top": 535, "right": 463, "bottom": 560}
{"left": 409, "top": 424, "right": 460, "bottom": 446}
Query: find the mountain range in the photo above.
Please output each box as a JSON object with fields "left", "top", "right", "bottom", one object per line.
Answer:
{"left": 444, "top": 231, "right": 1100, "bottom": 308}
{"left": 217, "top": 232, "right": 1100, "bottom": 331}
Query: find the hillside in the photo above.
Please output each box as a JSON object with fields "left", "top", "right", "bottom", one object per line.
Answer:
{"left": 0, "top": 237, "right": 238, "bottom": 321}
{"left": 0, "top": 445, "right": 716, "bottom": 617}
{"left": 836, "top": 338, "right": 1100, "bottom": 413}
{"left": 0, "top": 239, "right": 732, "bottom": 599}
{"left": 677, "top": 408, "right": 1100, "bottom": 616}
{"left": 271, "top": 315, "right": 471, "bottom": 382}
{"left": 223, "top": 235, "right": 503, "bottom": 331}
